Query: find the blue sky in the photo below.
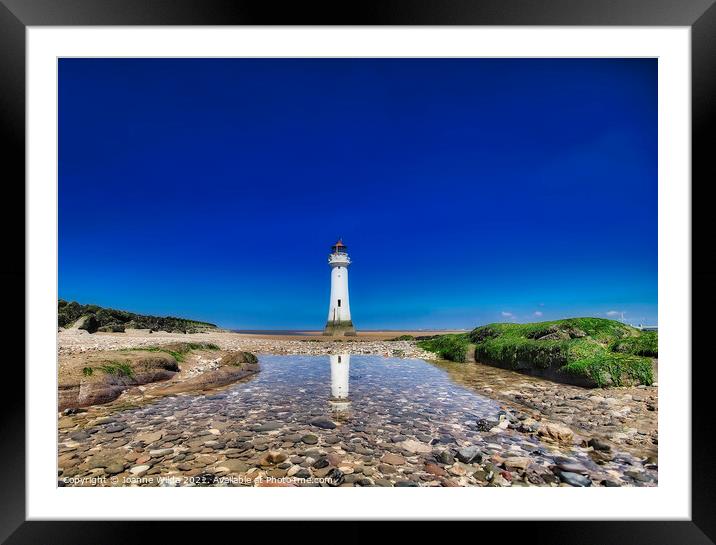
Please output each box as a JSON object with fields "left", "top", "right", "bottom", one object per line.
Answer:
{"left": 59, "top": 58, "right": 657, "bottom": 329}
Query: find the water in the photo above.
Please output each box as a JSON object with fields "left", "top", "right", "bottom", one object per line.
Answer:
{"left": 58, "top": 355, "right": 657, "bottom": 487}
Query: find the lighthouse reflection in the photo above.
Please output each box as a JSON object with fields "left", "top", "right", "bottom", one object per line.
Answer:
{"left": 329, "top": 353, "right": 351, "bottom": 413}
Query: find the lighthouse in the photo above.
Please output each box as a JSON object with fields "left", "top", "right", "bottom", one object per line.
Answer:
{"left": 323, "top": 239, "right": 356, "bottom": 336}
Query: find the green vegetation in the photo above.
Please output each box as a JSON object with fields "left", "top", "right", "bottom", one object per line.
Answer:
{"left": 418, "top": 334, "right": 471, "bottom": 363}
{"left": 419, "top": 318, "right": 657, "bottom": 387}
{"left": 609, "top": 330, "right": 658, "bottom": 357}
{"left": 122, "top": 342, "right": 220, "bottom": 363}
{"left": 58, "top": 300, "right": 218, "bottom": 334}
{"left": 97, "top": 361, "right": 135, "bottom": 378}
{"left": 82, "top": 367, "right": 93, "bottom": 377}
{"left": 391, "top": 334, "right": 415, "bottom": 341}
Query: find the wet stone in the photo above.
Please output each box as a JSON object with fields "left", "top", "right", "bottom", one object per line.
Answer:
{"left": 57, "top": 354, "right": 657, "bottom": 488}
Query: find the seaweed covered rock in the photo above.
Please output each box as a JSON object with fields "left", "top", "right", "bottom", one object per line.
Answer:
{"left": 422, "top": 318, "right": 656, "bottom": 388}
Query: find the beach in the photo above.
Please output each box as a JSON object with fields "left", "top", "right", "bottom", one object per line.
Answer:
{"left": 58, "top": 329, "right": 657, "bottom": 487}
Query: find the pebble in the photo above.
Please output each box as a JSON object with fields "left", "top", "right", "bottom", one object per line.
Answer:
{"left": 56, "top": 352, "right": 657, "bottom": 488}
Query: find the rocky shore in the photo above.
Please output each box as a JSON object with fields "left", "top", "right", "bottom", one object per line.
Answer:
{"left": 57, "top": 331, "right": 658, "bottom": 487}
{"left": 59, "top": 329, "right": 436, "bottom": 359}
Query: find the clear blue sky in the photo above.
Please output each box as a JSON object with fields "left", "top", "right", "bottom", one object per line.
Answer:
{"left": 59, "top": 58, "right": 657, "bottom": 329}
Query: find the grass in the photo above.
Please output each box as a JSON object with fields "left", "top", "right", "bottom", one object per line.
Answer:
{"left": 97, "top": 361, "right": 135, "bottom": 378}
{"left": 122, "top": 342, "right": 220, "bottom": 362}
{"left": 609, "top": 330, "right": 658, "bottom": 357}
{"left": 419, "top": 318, "right": 657, "bottom": 387}
{"left": 417, "top": 334, "right": 471, "bottom": 363}
{"left": 391, "top": 334, "right": 415, "bottom": 341}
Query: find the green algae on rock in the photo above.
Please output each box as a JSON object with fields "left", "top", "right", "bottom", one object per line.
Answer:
{"left": 419, "top": 318, "right": 656, "bottom": 387}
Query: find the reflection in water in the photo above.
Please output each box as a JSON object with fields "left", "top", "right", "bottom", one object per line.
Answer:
{"left": 329, "top": 353, "right": 351, "bottom": 412}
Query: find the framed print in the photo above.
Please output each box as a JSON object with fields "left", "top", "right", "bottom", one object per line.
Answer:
{"left": 2, "top": 0, "right": 715, "bottom": 543}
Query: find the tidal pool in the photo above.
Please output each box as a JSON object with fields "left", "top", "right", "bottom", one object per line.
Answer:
{"left": 57, "top": 355, "right": 657, "bottom": 487}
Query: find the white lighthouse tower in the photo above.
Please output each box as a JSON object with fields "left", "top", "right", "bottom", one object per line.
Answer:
{"left": 323, "top": 239, "right": 356, "bottom": 336}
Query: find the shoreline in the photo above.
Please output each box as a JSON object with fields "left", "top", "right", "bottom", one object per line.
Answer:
{"left": 58, "top": 329, "right": 658, "bottom": 463}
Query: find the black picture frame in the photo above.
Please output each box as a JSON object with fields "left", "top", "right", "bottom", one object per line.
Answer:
{"left": 2, "top": 1, "right": 713, "bottom": 543}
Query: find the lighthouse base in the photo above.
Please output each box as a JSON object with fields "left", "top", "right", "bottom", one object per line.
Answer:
{"left": 323, "top": 320, "right": 357, "bottom": 336}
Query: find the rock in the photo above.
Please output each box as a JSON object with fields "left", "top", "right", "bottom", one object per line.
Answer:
{"left": 556, "top": 462, "right": 588, "bottom": 474}
{"left": 435, "top": 450, "right": 455, "bottom": 465}
{"left": 538, "top": 422, "right": 574, "bottom": 444}
{"left": 504, "top": 457, "right": 531, "bottom": 471}
{"left": 456, "top": 446, "right": 481, "bottom": 463}
{"left": 399, "top": 439, "right": 432, "bottom": 454}
{"left": 294, "top": 469, "right": 311, "bottom": 479}
{"left": 105, "top": 463, "right": 124, "bottom": 475}
{"left": 105, "top": 423, "right": 127, "bottom": 434}
{"left": 374, "top": 478, "right": 393, "bottom": 487}
{"left": 558, "top": 471, "right": 592, "bottom": 487}
{"left": 259, "top": 451, "right": 288, "bottom": 466}
{"left": 254, "top": 421, "right": 283, "bottom": 432}
{"left": 310, "top": 418, "right": 337, "bottom": 430}
{"left": 395, "top": 481, "right": 419, "bottom": 487}
{"left": 137, "top": 431, "right": 163, "bottom": 443}
{"left": 327, "top": 468, "right": 345, "bottom": 486}
{"left": 448, "top": 464, "right": 466, "bottom": 476}
{"left": 425, "top": 462, "right": 448, "bottom": 477}
{"left": 149, "top": 448, "right": 174, "bottom": 457}
{"left": 86, "top": 451, "right": 124, "bottom": 469}
{"left": 301, "top": 434, "right": 318, "bottom": 445}
{"left": 588, "top": 437, "right": 612, "bottom": 452}
{"left": 219, "top": 459, "right": 250, "bottom": 473}
{"left": 129, "top": 464, "right": 151, "bottom": 475}
{"left": 380, "top": 453, "right": 406, "bottom": 466}
{"left": 313, "top": 458, "right": 330, "bottom": 469}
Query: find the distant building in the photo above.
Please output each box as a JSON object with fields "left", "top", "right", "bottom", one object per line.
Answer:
{"left": 323, "top": 239, "right": 356, "bottom": 336}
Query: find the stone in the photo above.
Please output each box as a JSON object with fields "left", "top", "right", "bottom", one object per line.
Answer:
{"left": 149, "top": 448, "right": 174, "bottom": 457}
{"left": 399, "top": 439, "right": 432, "bottom": 454}
{"left": 435, "top": 450, "right": 455, "bottom": 465}
{"left": 424, "top": 462, "right": 448, "bottom": 477}
{"left": 218, "top": 459, "right": 250, "bottom": 473}
{"left": 129, "top": 464, "right": 151, "bottom": 475}
{"left": 456, "top": 446, "right": 481, "bottom": 463}
{"left": 259, "top": 451, "right": 288, "bottom": 466}
{"left": 556, "top": 462, "right": 588, "bottom": 474}
{"left": 588, "top": 437, "right": 612, "bottom": 452}
{"left": 254, "top": 421, "right": 283, "bottom": 432}
{"left": 136, "top": 431, "right": 163, "bottom": 443}
{"left": 380, "top": 453, "right": 406, "bottom": 466}
{"left": 558, "top": 471, "right": 592, "bottom": 487}
{"left": 326, "top": 453, "right": 343, "bottom": 466}
{"left": 326, "top": 468, "right": 345, "bottom": 486}
{"left": 310, "top": 418, "right": 337, "bottom": 430}
{"left": 313, "top": 458, "right": 330, "bottom": 469}
{"left": 538, "top": 423, "right": 574, "bottom": 444}
{"left": 301, "top": 434, "right": 318, "bottom": 445}
{"left": 105, "top": 423, "right": 127, "bottom": 434}
{"left": 105, "top": 463, "right": 124, "bottom": 475}
{"left": 504, "top": 457, "right": 531, "bottom": 471}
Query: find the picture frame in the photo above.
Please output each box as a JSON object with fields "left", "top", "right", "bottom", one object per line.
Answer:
{"left": 2, "top": 0, "right": 714, "bottom": 542}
